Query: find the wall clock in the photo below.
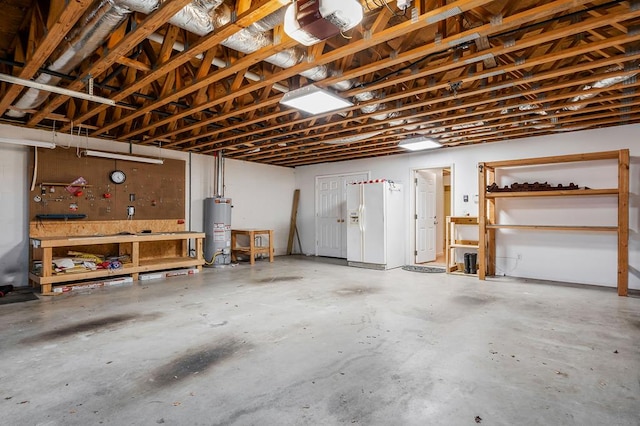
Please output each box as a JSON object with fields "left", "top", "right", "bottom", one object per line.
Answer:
{"left": 109, "top": 170, "right": 126, "bottom": 184}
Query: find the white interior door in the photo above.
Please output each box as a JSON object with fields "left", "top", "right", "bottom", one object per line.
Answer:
{"left": 316, "top": 173, "right": 368, "bottom": 258}
{"left": 316, "top": 176, "right": 342, "bottom": 257}
{"left": 415, "top": 170, "right": 437, "bottom": 263}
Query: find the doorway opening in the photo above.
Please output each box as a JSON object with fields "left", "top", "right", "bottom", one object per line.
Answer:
{"left": 413, "top": 167, "right": 452, "bottom": 266}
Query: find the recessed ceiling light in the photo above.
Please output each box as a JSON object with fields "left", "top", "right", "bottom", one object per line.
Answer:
{"left": 280, "top": 84, "right": 353, "bottom": 115}
{"left": 398, "top": 136, "right": 443, "bottom": 151}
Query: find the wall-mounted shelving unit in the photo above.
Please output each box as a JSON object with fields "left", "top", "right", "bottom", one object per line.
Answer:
{"left": 445, "top": 216, "right": 479, "bottom": 275}
{"left": 478, "top": 150, "right": 629, "bottom": 296}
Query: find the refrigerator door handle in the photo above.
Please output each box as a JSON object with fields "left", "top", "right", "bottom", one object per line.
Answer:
{"left": 359, "top": 204, "right": 365, "bottom": 232}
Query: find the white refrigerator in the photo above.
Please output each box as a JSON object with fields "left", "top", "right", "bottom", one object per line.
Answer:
{"left": 346, "top": 181, "right": 404, "bottom": 269}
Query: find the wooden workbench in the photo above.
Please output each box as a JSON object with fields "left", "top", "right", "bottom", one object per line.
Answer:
{"left": 29, "top": 231, "right": 204, "bottom": 294}
{"left": 231, "top": 229, "right": 274, "bottom": 264}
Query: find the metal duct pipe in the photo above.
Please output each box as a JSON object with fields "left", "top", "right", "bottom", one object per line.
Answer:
{"left": 6, "top": 0, "right": 225, "bottom": 118}
{"left": 565, "top": 71, "right": 637, "bottom": 111}
{"left": 8, "top": 0, "right": 387, "bottom": 124}
{"left": 210, "top": 4, "right": 385, "bottom": 117}
{"left": 211, "top": 5, "right": 328, "bottom": 80}
{"left": 7, "top": 0, "right": 132, "bottom": 117}
{"left": 120, "top": 0, "right": 224, "bottom": 36}
{"left": 209, "top": 3, "right": 386, "bottom": 118}
{"left": 215, "top": 150, "right": 224, "bottom": 197}
{"left": 147, "top": 32, "right": 290, "bottom": 93}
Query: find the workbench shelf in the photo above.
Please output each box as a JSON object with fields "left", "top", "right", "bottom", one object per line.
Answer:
{"left": 29, "top": 232, "right": 205, "bottom": 294}
{"left": 445, "top": 216, "right": 479, "bottom": 274}
{"left": 478, "top": 150, "right": 629, "bottom": 296}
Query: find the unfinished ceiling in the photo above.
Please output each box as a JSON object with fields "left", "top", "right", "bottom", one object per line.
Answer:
{"left": 0, "top": 0, "right": 638, "bottom": 167}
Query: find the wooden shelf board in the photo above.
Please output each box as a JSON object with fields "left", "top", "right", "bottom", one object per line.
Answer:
{"left": 30, "top": 265, "right": 137, "bottom": 284}
{"left": 31, "top": 258, "right": 203, "bottom": 284}
{"left": 138, "top": 257, "right": 203, "bottom": 269}
{"left": 232, "top": 247, "right": 271, "bottom": 253}
{"left": 32, "top": 231, "right": 205, "bottom": 248}
{"left": 485, "top": 188, "right": 618, "bottom": 198}
{"left": 447, "top": 217, "right": 478, "bottom": 224}
{"left": 486, "top": 225, "right": 617, "bottom": 232}
{"left": 450, "top": 244, "right": 479, "bottom": 249}
{"left": 481, "top": 151, "right": 621, "bottom": 168}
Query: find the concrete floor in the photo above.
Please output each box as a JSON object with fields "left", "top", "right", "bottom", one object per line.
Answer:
{"left": 2, "top": 256, "right": 639, "bottom": 425}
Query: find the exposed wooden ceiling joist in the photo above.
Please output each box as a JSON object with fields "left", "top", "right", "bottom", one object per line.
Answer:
{"left": 0, "top": 0, "right": 637, "bottom": 167}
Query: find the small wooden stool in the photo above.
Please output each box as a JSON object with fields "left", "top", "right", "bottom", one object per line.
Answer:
{"left": 231, "top": 229, "right": 274, "bottom": 264}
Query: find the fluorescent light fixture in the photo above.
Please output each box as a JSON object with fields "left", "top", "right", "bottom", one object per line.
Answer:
{"left": 280, "top": 84, "right": 353, "bottom": 114}
{"left": 82, "top": 149, "right": 164, "bottom": 164}
{"left": 0, "top": 136, "right": 55, "bottom": 149}
{"left": 398, "top": 136, "right": 442, "bottom": 151}
{"left": 0, "top": 73, "right": 116, "bottom": 107}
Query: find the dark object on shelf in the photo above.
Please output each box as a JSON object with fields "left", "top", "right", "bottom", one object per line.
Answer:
{"left": 486, "top": 181, "right": 584, "bottom": 192}
{"left": 35, "top": 214, "right": 87, "bottom": 220}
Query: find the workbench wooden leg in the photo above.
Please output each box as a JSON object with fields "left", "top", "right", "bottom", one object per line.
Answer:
{"left": 42, "top": 284, "right": 52, "bottom": 294}
{"left": 195, "top": 238, "right": 203, "bottom": 261}
{"left": 231, "top": 232, "right": 237, "bottom": 262}
{"left": 249, "top": 231, "right": 255, "bottom": 265}
{"left": 42, "top": 248, "right": 52, "bottom": 279}
{"left": 268, "top": 230, "right": 274, "bottom": 262}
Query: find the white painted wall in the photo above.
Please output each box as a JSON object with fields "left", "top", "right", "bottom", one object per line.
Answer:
{"left": 224, "top": 158, "right": 296, "bottom": 255}
{"left": 0, "top": 123, "right": 294, "bottom": 285}
{"left": 294, "top": 123, "right": 640, "bottom": 290}
{"left": 0, "top": 144, "right": 29, "bottom": 287}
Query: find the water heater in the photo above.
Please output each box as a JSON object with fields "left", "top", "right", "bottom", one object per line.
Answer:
{"left": 204, "top": 197, "right": 232, "bottom": 266}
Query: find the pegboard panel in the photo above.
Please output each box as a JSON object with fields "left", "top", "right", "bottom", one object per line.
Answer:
{"left": 28, "top": 148, "right": 185, "bottom": 223}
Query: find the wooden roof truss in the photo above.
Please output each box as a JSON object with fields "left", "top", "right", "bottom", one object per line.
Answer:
{"left": 0, "top": 0, "right": 637, "bottom": 166}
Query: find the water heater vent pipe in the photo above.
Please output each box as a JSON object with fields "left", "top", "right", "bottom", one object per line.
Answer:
{"left": 215, "top": 151, "right": 225, "bottom": 197}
